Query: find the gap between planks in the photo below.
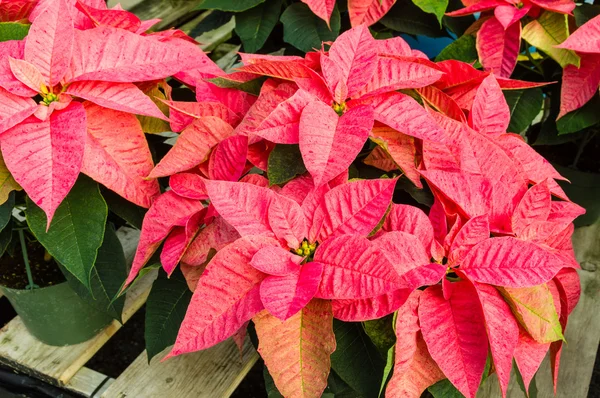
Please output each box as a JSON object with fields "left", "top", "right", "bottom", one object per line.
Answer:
{"left": 102, "top": 338, "right": 259, "bottom": 398}
{"left": 0, "top": 228, "right": 152, "bottom": 387}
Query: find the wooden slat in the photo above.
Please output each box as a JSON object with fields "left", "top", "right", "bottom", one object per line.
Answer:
{"left": 64, "top": 367, "right": 114, "bottom": 398}
{"left": 102, "top": 338, "right": 259, "bottom": 398}
{"left": 479, "top": 221, "right": 600, "bottom": 397}
{"left": 0, "top": 228, "right": 151, "bottom": 387}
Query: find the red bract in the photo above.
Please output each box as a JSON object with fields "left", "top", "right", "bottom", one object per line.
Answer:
{"left": 301, "top": 0, "right": 396, "bottom": 27}
{"left": 0, "top": 0, "right": 215, "bottom": 224}
{"left": 557, "top": 14, "right": 600, "bottom": 116}
{"left": 447, "top": 0, "right": 575, "bottom": 77}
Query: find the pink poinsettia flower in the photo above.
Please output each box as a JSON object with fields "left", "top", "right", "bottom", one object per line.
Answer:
{"left": 556, "top": 13, "right": 600, "bottom": 117}
{"left": 0, "top": 0, "right": 207, "bottom": 224}
{"left": 447, "top": 0, "right": 575, "bottom": 77}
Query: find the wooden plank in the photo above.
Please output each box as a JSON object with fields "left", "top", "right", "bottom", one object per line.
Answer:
{"left": 102, "top": 338, "right": 259, "bottom": 398}
{"left": 479, "top": 221, "right": 600, "bottom": 397}
{"left": 0, "top": 227, "right": 152, "bottom": 387}
{"left": 64, "top": 366, "right": 114, "bottom": 398}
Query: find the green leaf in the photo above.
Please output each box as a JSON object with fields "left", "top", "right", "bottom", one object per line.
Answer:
{"left": 557, "top": 95, "right": 600, "bottom": 135}
{"left": 412, "top": 0, "right": 448, "bottom": 25}
{"left": 208, "top": 75, "right": 265, "bottom": 95}
{"left": 60, "top": 224, "right": 127, "bottom": 321}
{"left": 379, "top": 345, "right": 395, "bottom": 397}
{"left": 280, "top": 3, "right": 340, "bottom": 53}
{"left": 442, "top": 0, "right": 475, "bottom": 37}
{"left": 235, "top": 0, "right": 282, "bottom": 53}
{"left": 428, "top": 379, "right": 463, "bottom": 397}
{"left": 263, "top": 366, "right": 284, "bottom": 398}
{"left": 145, "top": 268, "right": 193, "bottom": 362}
{"left": 0, "top": 219, "right": 12, "bottom": 257}
{"left": 189, "top": 10, "right": 233, "bottom": 37}
{"left": 331, "top": 320, "right": 385, "bottom": 398}
{"left": 574, "top": 4, "right": 600, "bottom": 27}
{"left": 380, "top": 0, "right": 446, "bottom": 38}
{"left": 0, "top": 191, "right": 15, "bottom": 232}
{"left": 435, "top": 34, "right": 477, "bottom": 63}
{"left": 554, "top": 164, "right": 600, "bottom": 227}
{"left": 503, "top": 88, "right": 544, "bottom": 134}
{"left": 197, "top": 0, "right": 265, "bottom": 12}
{"left": 521, "top": 11, "right": 580, "bottom": 68}
{"left": 26, "top": 176, "right": 107, "bottom": 290}
{"left": 0, "top": 22, "right": 30, "bottom": 42}
{"left": 362, "top": 314, "right": 396, "bottom": 357}
{"left": 267, "top": 144, "right": 307, "bottom": 186}
{"left": 324, "top": 370, "right": 360, "bottom": 398}
{"left": 102, "top": 188, "right": 146, "bottom": 230}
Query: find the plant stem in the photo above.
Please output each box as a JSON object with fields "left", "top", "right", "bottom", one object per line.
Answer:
{"left": 18, "top": 229, "right": 38, "bottom": 290}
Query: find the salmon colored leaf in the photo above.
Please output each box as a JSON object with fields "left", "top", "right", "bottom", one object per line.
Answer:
{"left": 348, "top": 0, "right": 396, "bottom": 27}
{"left": 299, "top": 101, "right": 373, "bottom": 186}
{"left": 461, "top": 237, "right": 566, "bottom": 287}
{"left": 310, "top": 178, "right": 396, "bottom": 243}
{"left": 8, "top": 57, "right": 45, "bottom": 93}
{"left": 149, "top": 117, "right": 234, "bottom": 178}
{"left": 180, "top": 216, "right": 239, "bottom": 268}
{"left": 1, "top": 102, "right": 86, "bottom": 225}
{"left": 314, "top": 234, "right": 402, "bottom": 299}
{"left": 369, "top": 124, "right": 421, "bottom": 187}
{"left": 0, "top": 86, "right": 37, "bottom": 133}
{"left": 254, "top": 89, "right": 314, "bottom": 144}
{"left": 125, "top": 191, "right": 204, "bottom": 286}
{"left": 477, "top": 16, "right": 521, "bottom": 78}
{"left": 558, "top": 54, "right": 600, "bottom": 118}
{"left": 168, "top": 235, "right": 279, "bottom": 356}
{"left": 419, "top": 283, "right": 488, "bottom": 398}
{"left": 473, "top": 282, "right": 519, "bottom": 398}
{"left": 556, "top": 13, "right": 600, "bottom": 54}
{"left": 169, "top": 173, "right": 208, "bottom": 201}
{"left": 372, "top": 231, "right": 430, "bottom": 277}
{"left": 512, "top": 180, "right": 551, "bottom": 238}
{"left": 386, "top": 291, "right": 445, "bottom": 398}
{"left": 0, "top": 41, "right": 36, "bottom": 97}
{"left": 267, "top": 193, "right": 307, "bottom": 249}
{"left": 469, "top": 74, "right": 510, "bottom": 136}
{"left": 447, "top": 214, "right": 490, "bottom": 265}
{"left": 363, "top": 146, "right": 397, "bottom": 172}
{"left": 382, "top": 204, "right": 434, "bottom": 252}
{"left": 254, "top": 299, "right": 336, "bottom": 398}
{"left": 163, "top": 100, "right": 238, "bottom": 132}
{"left": 260, "top": 262, "right": 324, "bottom": 320}
{"left": 24, "top": 0, "right": 73, "bottom": 86}
{"left": 250, "top": 246, "right": 303, "bottom": 276}
{"left": 301, "top": 0, "right": 336, "bottom": 26}
{"left": 500, "top": 284, "right": 564, "bottom": 343}
{"left": 81, "top": 103, "right": 160, "bottom": 209}
{"left": 65, "top": 81, "right": 168, "bottom": 120}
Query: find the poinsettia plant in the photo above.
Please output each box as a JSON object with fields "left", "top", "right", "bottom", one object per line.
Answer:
{"left": 116, "top": 17, "right": 589, "bottom": 396}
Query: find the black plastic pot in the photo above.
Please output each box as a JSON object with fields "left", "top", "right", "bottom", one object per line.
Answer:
{"left": 0, "top": 282, "right": 113, "bottom": 346}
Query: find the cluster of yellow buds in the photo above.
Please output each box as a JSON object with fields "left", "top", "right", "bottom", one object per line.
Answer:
{"left": 294, "top": 240, "right": 317, "bottom": 257}
{"left": 332, "top": 101, "right": 346, "bottom": 116}
{"left": 40, "top": 84, "right": 58, "bottom": 105}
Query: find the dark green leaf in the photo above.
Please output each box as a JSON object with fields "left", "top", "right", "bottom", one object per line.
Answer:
{"left": 0, "top": 219, "right": 12, "bottom": 257}
{"left": 443, "top": 0, "right": 475, "bottom": 37}
{"left": 557, "top": 95, "right": 600, "bottom": 135}
{"left": 380, "top": 0, "right": 446, "bottom": 38}
{"left": 428, "top": 379, "right": 463, "bottom": 397}
{"left": 0, "top": 191, "right": 15, "bottom": 232}
{"left": 0, "top": 22, "right": 30, "bottom": 42}
{"left": 263, "top": 366, "right": 284, "bottom": 398}
{"left": 280, "top": 3, "right": 340, "bottom": 53}
{"left": 574, "top": 4, "right": 600, "bottom": 27}
{"left": 102, "top": 188, "right": 147, "bottom": 230}
{"left": 145, "top": 268, "right": 193, "bottom": 362}
{"left": 412, "top": 0, "right": 449, "bottom": 25}
{"left": 324, "top": 370, "right": 360, "bottom": 398}
{"left": 267, "top": 144, "right": 307, "bottom": 186}
{"left": 514, "top": 361, "right": 538, "bottom": 398}
{"left": 554, "top": 164, "right": 600, "bottom": 227}
{"left": 189, "top": 10, "right": 233, "bottom": 38}
{"left": 503, "top": 88, "right": 544, "bottom": 134}
{"left": 331, "top": 320, "right": 385, "bottom": 398}
{"left": 236, "top": 0, "right": 282, "bottom": 53}
{"left": 197, "top": 0, "right": 264, "bottom": 12}
{"left": 435, "top": 34, "right": 477, "bottom": 63}
{"left": 26, "top": 176, "right": 107, "bottom": 290}
{"left": 60, "top": 224, "right": 127, "bottom": 321}
{"left": 362, "top": 314, "right": 396, "bottom": 357}
{"left": 208, "top": 75, "right": 265, "bottom": 95}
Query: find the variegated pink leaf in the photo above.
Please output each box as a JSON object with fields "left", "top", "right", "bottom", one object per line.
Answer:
{"left": 8, "top": 57, "right": 44, "bottom": 93}
{"left": 369, "top": 124, "right": 421, "bottom": 187}
{"left": 348, "top": 0, "right": 396, "bottom": 27}
{"left": 469, "top": 74, "right": 510, "bottom": 136}
{"left": 513, "top": 329, "right": 550, "bottom": 393}
{"left": 180, "top": 216, "right": 240, "bottom": 266}
{"left": 445, "top": 0, "right": 503, "bottom": 16}
{"left": 300, "top": 0, "right": 336, "bottom": 26}
{"left": 461, "top": 237, "right": 566, "bottom": 287}
{"left": 372, "top": 231, "right": 430, "bottom": 276}
{"left": 364, "top": 146, "right": 397, "bottom": 172}
{"left": 125, "top": 191, "right": 204, "bottom": 286}
{"left": 160, "top": 210, "right": 204, "bottom": 275}
{"left": 65, "top": 81, "right": 168, "bottom": 120}
{"left": 448, "top": 214, "right": 490, "bottom": 265}
{"left": 512, "top": 180, "right": 551, "bottom": 238}
{"left": 387, "top": 291, "right": 445, "bottom": 398}
{"left": 24, "top": 0, "right": 73, "bottom": 86}
{"left": 494, "top": 4, "right": 531, "bottom": 29}
{"left": 149, "top": 117, "right": 234, "bottom": 178}
{"left": 207, "top": 135, "right": 248, "bottom": 182}
{"left": 81, "top": 102, "right": 160, "bottom": 208}
{"left": 0, "top": 87, "right": 37, "bottom": 133}
{"left": 332, "top": 288, "right": 412, "bottom": 321}
{"left": 169, "top": 173, "right": 208, "bottom": 200}
{"left": 254, "top": 89, "right": 314, "bottom": 144}
{"left": 310, "top": 178, "right": 396, "bottom": 243}
{"left": 163, "top": 100, "right": 238, "bottom": 132}
{"left": 251, "top": 246, "right": 303, "bottom": 276}
{"left": 556, "top": 13, "right": 600, "bottom": 54}
{"left": 314, "top": 234, "right": 402, "bottom": 299}
{"left": 267, "top": 193, "right": 307, "bottom": 249}
{"left": 419, "top": 283, "right": 488, "bottom": 398}
{"left": 558, "top": 54, "right": 600, "bottom": 118}
{"left": 260, "top": 262, "right": 324, "bottom": 320}
{"left": 75, "top": 0, "right": 141, "bottom": 32}
{"left": 417, "top": 86, "right": 467, "bottom": 122}
{"left": 0, "top": 41, "right": 36, "bottom": 97}
{"left": 1, "top": 102, "right": 86, "bottom": 226}
{"left": 477, "top": 16, "right": 521, "bottom": 77}
{"left": 168, "top": 235, "right": 279, "bottom": 356}
{"left": 382, "top": 204, "right": 434, "bottom": 252}
{"left": 300, "top": 101, "right": 373, "bottom": 186}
